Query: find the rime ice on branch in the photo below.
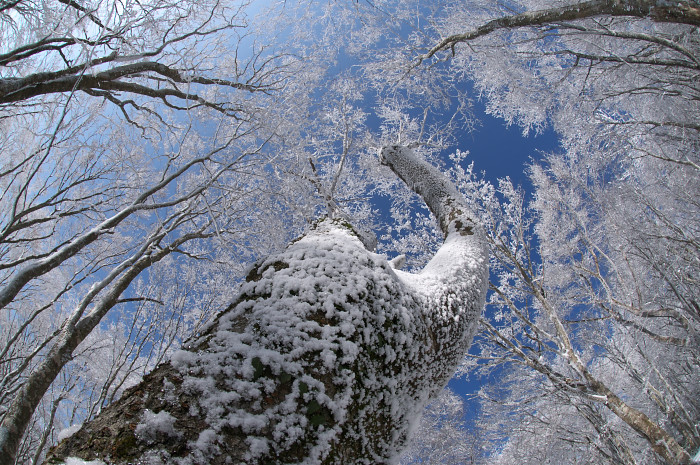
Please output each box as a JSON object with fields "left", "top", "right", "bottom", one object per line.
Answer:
{"left": 46, "top": 147, "right": 488, "bottom": 465}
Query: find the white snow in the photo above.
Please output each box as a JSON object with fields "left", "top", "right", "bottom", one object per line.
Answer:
{"left": 64, "top": 458, "right": 107, "bottom": 465}
{"left": 56, "top": 424, "right": 82, "bottom": 442}
{"left": 135, "top": 409, "right": 181, "bottom": 443}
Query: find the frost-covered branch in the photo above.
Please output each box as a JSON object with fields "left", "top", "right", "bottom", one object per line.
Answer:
{"left": 379, "top": 145, "right": 478, "bottom": 238}
{"left": 420, "top": 0, "right": 700, "bottom": 62}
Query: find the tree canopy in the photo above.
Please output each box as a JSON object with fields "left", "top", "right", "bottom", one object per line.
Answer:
{"left": 0, "top": 0, "right": 698, "bottom": 464}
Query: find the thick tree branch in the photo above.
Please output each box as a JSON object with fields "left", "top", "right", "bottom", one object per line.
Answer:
{"left": 379, "top": 145, "right": 478, "bottom": 238}
{"left": 0, "top": 61, "right": 271, "bottom": 111}
{"left": 420, "top": 0, "right": 700, "bottom": 62}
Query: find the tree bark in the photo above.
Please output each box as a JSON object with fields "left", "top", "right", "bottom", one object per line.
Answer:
{"left": 43, "top": 147, "right": 488, "bottom": 464}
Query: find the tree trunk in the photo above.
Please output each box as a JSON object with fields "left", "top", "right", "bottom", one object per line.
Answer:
{"left": 43, "top": 147, "right": 488, "bottom": 465}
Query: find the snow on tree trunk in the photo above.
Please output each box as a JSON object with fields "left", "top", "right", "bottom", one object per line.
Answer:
{"left": 44, "top": 146, "right": 488, "bottom": 465}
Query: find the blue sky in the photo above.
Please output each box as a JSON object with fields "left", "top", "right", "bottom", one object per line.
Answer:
{"left": 457, "top": 100, "right": 560, "bottom": 189}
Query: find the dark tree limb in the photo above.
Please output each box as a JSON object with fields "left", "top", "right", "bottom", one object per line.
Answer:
{"left": 420, "top": 0, "right": 700, "bottom": 62}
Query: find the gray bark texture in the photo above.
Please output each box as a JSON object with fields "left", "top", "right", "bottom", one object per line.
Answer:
{"left": 44, "top": 147, "right": 488, "bottom": 465}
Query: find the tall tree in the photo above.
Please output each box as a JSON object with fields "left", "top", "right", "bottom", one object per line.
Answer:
{"left": 43, "top": 146, "right": 488, "bottom": 464}
{"left": 5, "top": 0, "right": 699, "bottom": 463}
{"left": 316, "top": 0, "right": 699, "bottom": 462}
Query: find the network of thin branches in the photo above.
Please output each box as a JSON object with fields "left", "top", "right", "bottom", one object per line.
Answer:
{"left": 1, "top": 0, "right": 699, "bottom": 464}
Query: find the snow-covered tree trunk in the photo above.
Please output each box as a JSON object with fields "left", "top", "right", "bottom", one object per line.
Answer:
{"left": 44, "top": 146, "right": 488, "bottom": 465}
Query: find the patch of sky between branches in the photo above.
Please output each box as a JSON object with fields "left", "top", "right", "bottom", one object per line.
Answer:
{"left": 457, "top": 96, "right": 560, "bottom": 193}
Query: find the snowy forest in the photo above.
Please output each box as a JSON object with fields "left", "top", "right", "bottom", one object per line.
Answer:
{"left": 1, "top": 0, "right": 698, "bottom": 464}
